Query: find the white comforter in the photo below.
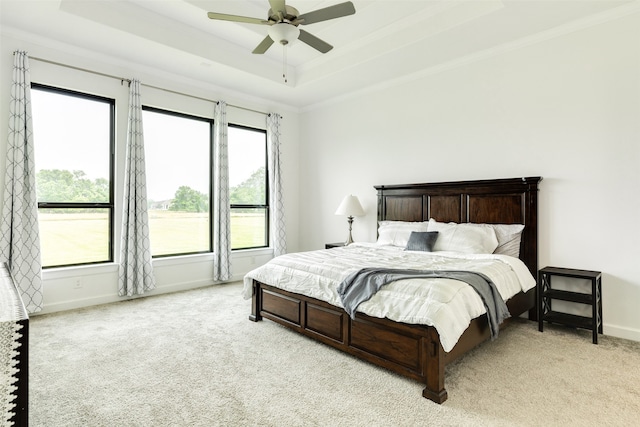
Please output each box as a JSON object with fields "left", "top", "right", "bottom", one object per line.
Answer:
{"left": 242, "top": 243, "right": 536, "bottom": 352}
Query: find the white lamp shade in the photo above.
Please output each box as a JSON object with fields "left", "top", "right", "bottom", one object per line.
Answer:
{"left": 335, "top": 195, "right": 365, "bottom": 217}
{"left": 268, "top": 23, "right": 300, "bottom": 45}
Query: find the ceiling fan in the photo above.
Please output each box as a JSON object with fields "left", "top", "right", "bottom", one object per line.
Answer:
{"left": 207, "top": 0, "right": 356, "bottom": 54}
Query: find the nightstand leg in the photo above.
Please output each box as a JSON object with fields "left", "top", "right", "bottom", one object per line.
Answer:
{"left": 538, "top": 271, "right": 544, "bottom": 332}
{"left": 598, "top": 277, "right": 603, "bottom": 334}
{"left": 592, "top": 277, "right": 598, "bottom": 344}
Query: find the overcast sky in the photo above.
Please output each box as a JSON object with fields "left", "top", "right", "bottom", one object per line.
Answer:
{"left": 31, "top": 88, "right": 265, "bottom": 202}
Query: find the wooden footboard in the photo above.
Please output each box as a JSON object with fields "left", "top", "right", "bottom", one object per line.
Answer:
{"left": 251, "top": 279, "right": 449, "bottom": 402}
{"left": 250, "top": 279, "right": 535, "bottom": 403}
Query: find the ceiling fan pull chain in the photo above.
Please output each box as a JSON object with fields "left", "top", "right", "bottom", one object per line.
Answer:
{"left": 283, "top": 44, "right": 288, "bottom": 83}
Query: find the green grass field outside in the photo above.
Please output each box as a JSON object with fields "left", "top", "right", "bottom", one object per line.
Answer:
{"left": 39, "top": 210, "right": 266, "bottom": 267}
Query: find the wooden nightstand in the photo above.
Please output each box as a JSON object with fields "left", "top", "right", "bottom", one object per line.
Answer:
{"left": 325, "top": 242, "right": 345, "bottom": 249}
{"left": 538, "top": 266, "right": 602, "bottom": 344}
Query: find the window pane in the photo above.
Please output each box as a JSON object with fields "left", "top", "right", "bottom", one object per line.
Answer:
{"left": 143, "top": 108, "right": 211, "bottom": 256}
{"left": 231, "top": 208, "right": 267, "bottom": 250}
{"left": 31, "top": 89, "right": 111, "bottom": 203}
{"left": 229, "top": 125, "right": 268, "bottom": 250}
{"left": 148, "top": 210, "right": 210, "bottom": 256}
{"left": 39, "top": 209, "right": 110, "bottom": 266}
{"left": 229, "top": 126, "right": 266, "bottom": 205}
{"left": 31, "top": 85, "right": 114, "bottom": 268}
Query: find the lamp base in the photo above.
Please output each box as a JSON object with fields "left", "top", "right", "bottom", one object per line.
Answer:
{"left": 344, "top": 216, "right": 355, "bottom": 245}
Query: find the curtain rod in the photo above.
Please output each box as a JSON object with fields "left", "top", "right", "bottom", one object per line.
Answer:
{"left": 26, "top": 55, "right": 270, "bottom": 117}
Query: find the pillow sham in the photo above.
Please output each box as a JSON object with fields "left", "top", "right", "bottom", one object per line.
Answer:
{"left": 487, "top": 223, "right": 525, "bottom": 258}
{"left": 427, "top": 218, "right": 499, "bottom": 254}
{"left": 405, "top": 231, "right": 439, "bottom": 252}
{"left": 377, "top": 221, "right": 429, "bottom": 247}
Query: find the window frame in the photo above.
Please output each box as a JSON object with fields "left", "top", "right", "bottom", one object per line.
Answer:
{"left": 142, "top": 105, "right": 214, "bottom": 258}
{"left": 31, "top": 83, "right": 116, "bottom": 269}
{"left": 228, "top": 123, "right": 270, "bottom": 251}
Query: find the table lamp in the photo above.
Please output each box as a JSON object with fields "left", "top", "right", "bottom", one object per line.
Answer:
{"left": 335, "top": 195, "right": 365, "bottom": 245}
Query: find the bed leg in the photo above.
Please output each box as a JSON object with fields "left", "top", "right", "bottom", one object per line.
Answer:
{"left": 422, "top": 330, "right": 448, "bottom": 403}
{"left": 249, "top": 280, "right": 262, "bottom": 322}
{"left": 423, "top": 384, "right": 447, "bottom": 404}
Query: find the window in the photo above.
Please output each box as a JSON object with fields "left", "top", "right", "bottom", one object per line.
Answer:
{"left": 228, "top": 125, "right": 268, "bottom": 250}
{"left": 143, "top": 107, "right": 213, "bottom": 257}
{"left": 31, "top": 84, "right": 115, "bottom": 268}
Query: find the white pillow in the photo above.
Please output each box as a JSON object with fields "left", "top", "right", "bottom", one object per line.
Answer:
{"left": 377, "top": 221, "right": 429, "bottom": 247}
{"left": 427, "top": 219, "right": 499, "bottom": 254}
{"left": 434, "top": 221, "right": 525, "bottom": 257}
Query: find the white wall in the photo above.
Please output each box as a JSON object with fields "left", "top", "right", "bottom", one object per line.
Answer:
{"left": 299, "top": 13, "right": 640, "bottom": 341}
{"left": 0, "top": 32, "right": 300, "bottom": 314}
{"left": 2, "top": 10, "right": 639, "bottom": 344}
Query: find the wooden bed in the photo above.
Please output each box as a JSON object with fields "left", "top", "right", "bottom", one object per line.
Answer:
{"left": 249, "top": 176, "right": 542, "bottom": 403}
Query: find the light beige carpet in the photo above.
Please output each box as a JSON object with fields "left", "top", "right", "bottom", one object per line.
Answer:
{"left": 29, "top": 282, "right": 640, "bottom": 426}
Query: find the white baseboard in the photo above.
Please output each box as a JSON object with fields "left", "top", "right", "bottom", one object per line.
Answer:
{"left": 34, "top": 279, "right": 234, "bottom": 316}
{"left": 604, "top": 323, "right": 640, "bottom": 343}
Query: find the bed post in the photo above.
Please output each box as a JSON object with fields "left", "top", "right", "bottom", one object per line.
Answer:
{"left": 249, "top": 280, "right": 262, "bottom": 322}
{"left": 422, "top": 328, "right": 447, "bottom": 403}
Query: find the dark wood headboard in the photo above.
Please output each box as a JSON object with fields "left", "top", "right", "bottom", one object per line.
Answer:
{"left": 375, "top": 177, "right": 542, "bottom": 276}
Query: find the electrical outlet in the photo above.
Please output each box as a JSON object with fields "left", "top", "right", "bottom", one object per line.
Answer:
{"left": 74, "top": 279, "right": 82, "bottom": 289}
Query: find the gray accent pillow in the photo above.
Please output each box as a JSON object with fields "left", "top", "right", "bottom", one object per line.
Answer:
{"left": 405, "top": 231, "right": 439, "bottom": 252}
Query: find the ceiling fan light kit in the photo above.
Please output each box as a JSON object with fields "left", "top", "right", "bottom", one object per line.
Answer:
{"left": 268, "top": 23, "right": 300, "bottom": 46}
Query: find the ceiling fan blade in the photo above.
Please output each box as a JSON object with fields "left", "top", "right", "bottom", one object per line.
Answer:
{"left": 252, "top": 36, "right": 275, "bottom": 54}
{"left": 268, "top": 0, "right": 287, "bottom": 16}
{"left": 298, "top": 29, "right": 333, "bottom": 53}
{"left": 298, "top": 1, "right": 355, "bottom": 25}
{"left": 207, "top": 12, "right": 269, "bottom": 25}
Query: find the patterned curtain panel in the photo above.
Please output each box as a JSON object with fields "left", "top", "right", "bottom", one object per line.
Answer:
{"left": 118, "top": 79, "right": 156, "bottom": 296}
{"left": 0, "top": 51, "right": 43, "bottom": 313}
{"left": 267, "top": 113, "right": 287, "bottom": 256}
{"left": 213, "top": 101, "right": 232, "bottom": 281}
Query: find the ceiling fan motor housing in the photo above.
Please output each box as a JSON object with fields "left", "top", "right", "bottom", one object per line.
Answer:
{"left": 268, "top": 5, "right": 300, "bottom": 24}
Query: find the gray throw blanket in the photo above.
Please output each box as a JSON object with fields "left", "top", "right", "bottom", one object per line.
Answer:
{"left": 336, "top": 268, "right": 511, "bottom": 341}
